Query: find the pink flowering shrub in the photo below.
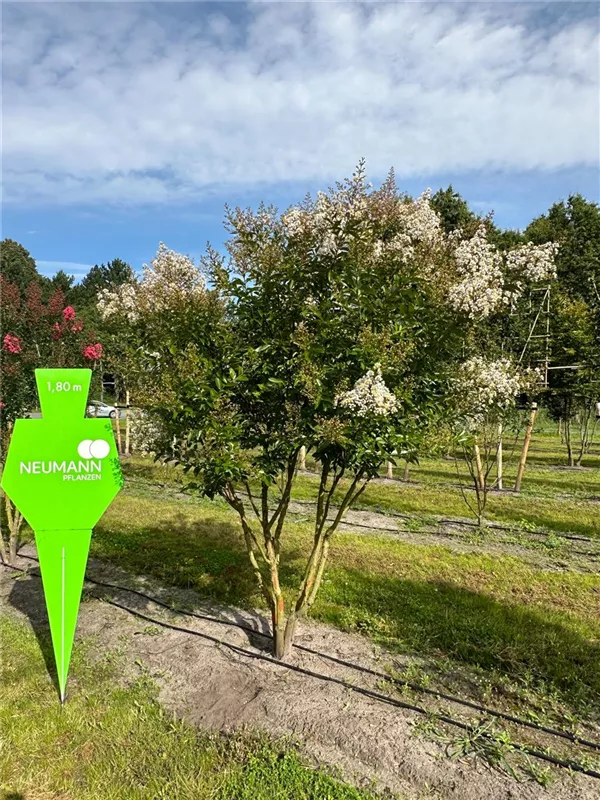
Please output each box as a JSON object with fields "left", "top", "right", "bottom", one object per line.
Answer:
{"left": 2, "top": 334, "right": 22, "bottom": 354}
{"left": 83, "top": 343, "right": 103, "bottom": 361}
{"left": 62, "top": 306, "right": 76, "bottom": 321}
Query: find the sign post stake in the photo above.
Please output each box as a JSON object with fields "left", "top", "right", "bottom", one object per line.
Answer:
{"left": 1, "top": 369, "right": 123, "bottom": 702}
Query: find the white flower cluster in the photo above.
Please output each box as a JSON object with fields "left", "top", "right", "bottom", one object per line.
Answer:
{"left": 383, "top": 232, "right": 416, "bottom": 264}
{"left": 448, "top": 225, "right": 505, "bottom": 319}
{"left": 282, "top": 207, "right": 308, "bottom": 238}
{"left": 98, "top": 243, "right": 206, "bottom": 321}
{"left": 396, "top": 189, "right": 442, "bottom": 247}
{"left": 129, "top": 410, "right": 165, "bottom": 455}
{"left": 283, "top": 172, "right": 371, "bottom": 257}
{"left": 335, "top": 364, "right": 398, "bottom": 418}
{"left": 141, "top": 243, "right": 206, "bottom": 308}
{"left": 505, "top": 241, "right": 558, "bottom": 283}
{"left": 454, "top": 357, "right": 524, "bottom": 424}
{"left": 98, "top": 283, "right": 139, "bottom": 323}
{"left": 369, "top": 192, "right": 441, "bottom": 267}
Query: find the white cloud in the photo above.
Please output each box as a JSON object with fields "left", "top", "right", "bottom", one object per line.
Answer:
{"left": 37, "top": 260, "right": 94, "bottom": 276}
{"left": 3, "top": 2, "right": 599, "bottom": 207}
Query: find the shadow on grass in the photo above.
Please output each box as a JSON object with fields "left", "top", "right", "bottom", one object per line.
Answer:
{"left": 95, "top": 510, "right": 311, "bottom": 607}
{"left": 317, "top": 567, "right": 600, "bottom": 713}
{"left": 6, "top": 575, "right": 61, "bottom": 700}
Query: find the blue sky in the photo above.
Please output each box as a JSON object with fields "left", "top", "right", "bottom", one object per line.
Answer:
{"left": 2, "top": 1, "right": 599, "bottom": 282}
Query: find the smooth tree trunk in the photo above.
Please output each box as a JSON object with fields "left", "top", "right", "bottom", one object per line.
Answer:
{"left": 514, "top": 404, "right": 538, "bottom": 492}
{"left": 474, "top": 442, "right": 485, "bottom": 493}
{"left": 403, "top": 462, "right": 410, "bottom": 482}
{"left": 472, "top": 441, "right": 487, "bottom": 527}
{"left": 575, "top": 405, "right": 596, "bottom": 467}
{"left": 386, "top": 461, "right": 394, "bottom": 479}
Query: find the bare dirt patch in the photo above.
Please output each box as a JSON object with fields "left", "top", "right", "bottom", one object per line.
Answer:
{"left": 2, "top": 549, "right": 599, "bottom": 800}
{"left": 287, "top": 501, "right": 600, "bottom": 574}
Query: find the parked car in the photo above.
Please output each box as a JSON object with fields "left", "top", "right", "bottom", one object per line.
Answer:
{"left": 86, "top": 400, "right": 119, "bottom": 419}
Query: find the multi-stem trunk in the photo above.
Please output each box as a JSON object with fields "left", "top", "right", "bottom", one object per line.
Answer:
{"left": 224, "top": 457, "right": 367, "bottom": 660}
{"left": 575, "top": 405, "right": 596, "bottom": 467}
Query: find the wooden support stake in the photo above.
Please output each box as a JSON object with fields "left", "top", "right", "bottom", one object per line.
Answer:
{"left": 125, "top": 391, "right": 130, "bottom": 456}
{"left": 114, "top": 400, "right": 123, "bottom": 456}
{"left": 496, "top": 423, "right": 503, "bottom": 491}
{"left": 474, "top": 442, "right": 485, "bottom": 492}
{"left": 514, "top": 403, "right": 537, "bottom": 493}
{"left": 299, "top": 446, "right": 306, "bottom": 471}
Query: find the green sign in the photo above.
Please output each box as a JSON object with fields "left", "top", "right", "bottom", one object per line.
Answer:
{"left": 1, "top": 369, "right": 123, "bottom": 701}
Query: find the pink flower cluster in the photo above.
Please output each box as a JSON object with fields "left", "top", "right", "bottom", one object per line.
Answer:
{"left": 2, "top": 333, "right": 22, "bottom": 354}
{"left": 83, "top": 343, "right": 103, "bottom": 361}
{"left": 53, "top": 307, "right": 84, "bottom": 339}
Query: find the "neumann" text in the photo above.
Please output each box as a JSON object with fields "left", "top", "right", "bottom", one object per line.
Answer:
{"left": 19, "top": 460, "right": 102, "bottom": 475}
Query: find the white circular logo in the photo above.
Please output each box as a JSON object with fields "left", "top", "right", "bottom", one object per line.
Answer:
{"left": 77, "top": 439, "right": 110, "bottom": 459}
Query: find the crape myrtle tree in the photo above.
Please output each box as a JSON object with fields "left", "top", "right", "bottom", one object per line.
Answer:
{"left": 0, "top": 275, "right": 103, "bottom": 564}
{"left": 450, "top": 357, "right": 540, "bottom": 526}
{"left": 101, "top": 162, "right": 550, "bottom": 658}
{"left": 436, "top": 207, "right": 558, "bottom": 508}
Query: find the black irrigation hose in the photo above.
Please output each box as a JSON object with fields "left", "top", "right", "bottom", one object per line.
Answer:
{"left": 8, "top": 555, "right": 600, "bottom": 757}
{"left": 331, "top": 519, "right": 598, "bottom": 558}
{"left": 130, "top": 479, "right": 600, "bottom": 557}
{"left": 104, "top": 593, "right": 600, "bottom": 773}
{"left": 6, "top": 563, "right": 599, "bottom": 782}
{"left": 94, "top": 599, "right": 600, "bottom": 780}
{"left": 236, "top": 492, "right": 600, "bottom": 560}
{"left": 235, "top": 489, "right": 596, "bottom": 544}
{"left": 129, "top": 475, "right": 597, "bottom": 544}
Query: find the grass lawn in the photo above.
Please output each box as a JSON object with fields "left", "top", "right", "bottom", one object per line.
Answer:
{"left": 91, "top": 483, "right": 600, "bottom": 726}
{"left": 122, "top": 417, "right": 600, "bottom": 540}
{"left": 4, "top": 420, "right": 599, "bottom": 792}
{"left": 83, "top": 422, "right": 600, "bottom": 728}
{"left": 0, "top": 615, "right": 379, "bottom": 800}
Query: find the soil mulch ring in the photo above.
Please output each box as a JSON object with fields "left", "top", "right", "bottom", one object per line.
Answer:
{"left": 2, "top": 546, "right": 599, "bottom": 800}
